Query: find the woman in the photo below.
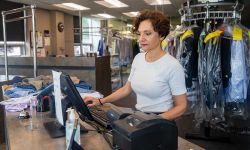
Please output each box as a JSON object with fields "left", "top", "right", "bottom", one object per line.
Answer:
{"left": 84, "top": 10, "right": 187, "bottom": 120}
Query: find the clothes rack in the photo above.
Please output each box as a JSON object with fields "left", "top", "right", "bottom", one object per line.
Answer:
{"left": 2, "top": 5, "right": 37, "bottom": 80}
{"left": 179, "top": 0, "right": 244, "bottom": 22}
{"left": 176, "top": 0, "right": 250, "bottom": 142}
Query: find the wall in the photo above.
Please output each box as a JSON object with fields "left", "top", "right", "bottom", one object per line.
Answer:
{"left": 27, "top": 8, "right": 74, "bottom": 56}
{"left": 55, "top": 11, "right": 65, "bottom": 55}
{"left": 64, "top": 14, "right": 74, "bottom": 56}
{"left": 27, "top": 9, "right": 51, "bottom": 56}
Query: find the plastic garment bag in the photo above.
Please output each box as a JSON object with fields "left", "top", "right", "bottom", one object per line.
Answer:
{"left": 206, "top": 32, "right": 225, "bottom": 121}
{"left": 223, "top": 25, "right": 249, "bottom": 120}
{"left": 225, "top": 40, "right": 247, "bottom": 102}
{"left": 179, "top": 29, "right": 195, "bottom": 88}
{"left": 196, "top": 29, "right": 225, "bottom": 122}
{"left": 177, "top": 27, "right": 201, "bottom": 113}
{"left": 195, "top": 30, "right": 212, "bottom": 125}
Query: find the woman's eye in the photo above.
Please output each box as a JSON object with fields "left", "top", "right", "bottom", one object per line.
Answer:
{"left": 135, "top": 33, "right": 141, "bottom": 36}
{"left": 145, "top": 32, "right": 151, "bottom": 36}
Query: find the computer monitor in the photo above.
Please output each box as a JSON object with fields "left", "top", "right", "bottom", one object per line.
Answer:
{"left": 60, "top": 73, "right": 94, "bottom": 122}
{"left": 43, "top": 70, "right": 71, "bottom": 138}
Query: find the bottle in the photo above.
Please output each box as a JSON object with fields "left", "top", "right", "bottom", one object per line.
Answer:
{"left": 66, "top": 108, "right": 80, "bottom": 147}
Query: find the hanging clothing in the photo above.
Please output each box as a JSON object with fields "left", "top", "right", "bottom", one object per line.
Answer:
{"left": 165, "top": 26, "right": 186, "bottom": 57}
{"left": 178, "top": 27, "right": 201, "bottom": 88}
{"left": 178, "top": 29, "right": 194, "bottom": 88}
{"left": 203, "top": 29, "right": 224, "bottom": 110}
{"left": 132, "top": 39, "right": 140, "bottom": 58}
{"left": 116, "top": 37, "right": 134, "bottom": 65}
{"left": 224, "top": 25, "right": 248, "bottom": 103}
{"left": 97, "top": 38, "right": 104, "bottom": 56}
{"left": 175, "top": 27, "right": 201, "bottom": 112}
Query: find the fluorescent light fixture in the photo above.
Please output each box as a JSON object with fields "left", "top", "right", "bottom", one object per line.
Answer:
{"left": 144, "top": 0, "right": 171, "bottom": 5}
{"left": 53, "top": 3, "right": 90, "bottom": 11}
{"left": 94, "top": 0, "right": 128, "bottom": 8}
{"left": 123, "top": 11, "right": 140, "bottom": 17}
{"left": 98, "top": 13, "right": 115, "bottom": 18}
{"left": 92, "top": 13, "right": 115, "bottom": 19}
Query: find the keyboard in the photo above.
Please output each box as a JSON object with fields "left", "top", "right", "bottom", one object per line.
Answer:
{"left": 89, "top": 108, "right": 110, "bottom": 128}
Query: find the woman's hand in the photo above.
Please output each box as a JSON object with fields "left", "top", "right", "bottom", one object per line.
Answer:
{"left": 83, "top": 96, "right": 102, "bottom": 107}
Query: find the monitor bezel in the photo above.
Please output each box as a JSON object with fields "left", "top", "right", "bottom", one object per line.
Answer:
{"left": 60, "top": 73, "right": 94, "bottom": 122}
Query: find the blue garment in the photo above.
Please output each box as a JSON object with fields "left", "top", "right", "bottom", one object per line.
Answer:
{"left": 5, "top": 87, "right": 35, "bottom": 98}
{"left": 98, "top": 38, "right": 104, "bottom": 56}
{"left": 76, "top": 87, "right": 94, "bottom": 93}
{"left": 10, "top": 76, "right": 23, "bottom": 85}
{"left": 13, "top": 82, "right": 37, "bottom": 91}
{"left": 75, "top": 81, "right": 92, "bottom": 90}
{"left": 225, "top": 39, "right": 248, "bottom": 103}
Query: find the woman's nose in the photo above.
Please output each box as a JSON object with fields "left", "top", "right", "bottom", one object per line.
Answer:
{"left": 138, "top": 34, "right": 145, "bottom": 42}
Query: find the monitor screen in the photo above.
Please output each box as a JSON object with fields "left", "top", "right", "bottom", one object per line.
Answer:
{"left": 52, "top": 70, "right": 65, "bottom": 126}
{"left": 43, "top": 71, "right": 71, "bottom": 139}
{"left": 60, "top": 73, "right": 94, "bottom": 121}
{"left": 52, "top": 70, "right": 72, "bottom": 126}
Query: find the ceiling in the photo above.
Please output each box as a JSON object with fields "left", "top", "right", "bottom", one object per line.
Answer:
{"left": 6, "top": 0, "right": 186, "bottom": 19}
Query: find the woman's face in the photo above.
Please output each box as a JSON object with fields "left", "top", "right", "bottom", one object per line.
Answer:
{"left": 136, "top": 19, "right": 162, "bottom": 52}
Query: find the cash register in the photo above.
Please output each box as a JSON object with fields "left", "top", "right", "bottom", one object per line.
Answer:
{"left": 111, "top": 111, "right": 178, "bottom": 150}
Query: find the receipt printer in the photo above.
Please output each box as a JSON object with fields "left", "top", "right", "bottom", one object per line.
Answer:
{"left": 112, "top": 111, "right": 178, "bottom": 150}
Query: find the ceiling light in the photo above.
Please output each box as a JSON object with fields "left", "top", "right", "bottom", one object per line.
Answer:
{"left": 92, "top": 13, "right": 115, "bottom": 19}
{"left": 98, "top": 13, "right": 115, "bottom": 18}
{"left": 123, "top": 11, "right": 140, "bottom": 17}
{"left": 94, "top": 0, "right": 128, "bottom": 8}
{"left": 144, "top": 0, "right": 171, "bottom": 5}
{"left": 53, "top": 3, "right": 90, "bottom": 11}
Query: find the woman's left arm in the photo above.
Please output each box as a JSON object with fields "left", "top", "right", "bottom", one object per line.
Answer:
{"left": 159, "top": 94, "right": 187, "bottom": 120}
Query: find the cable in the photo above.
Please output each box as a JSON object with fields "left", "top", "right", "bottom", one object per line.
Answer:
{"left": 83, "top": 120, "right": 116, "bottom": 149}
{"left": 102, "top": 131, "right": 113, "bottom": 148}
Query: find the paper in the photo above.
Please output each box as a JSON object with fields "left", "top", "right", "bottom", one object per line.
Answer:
{"left": 52, "top": 70, "right": 64, "bottom": 125}
{"left": 44, "top": 37, "right": 50, "bottom": 46}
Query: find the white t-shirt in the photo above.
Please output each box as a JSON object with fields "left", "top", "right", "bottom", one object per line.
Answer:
{"left": 128, "top": 52, "right": 187, "bottom": 113}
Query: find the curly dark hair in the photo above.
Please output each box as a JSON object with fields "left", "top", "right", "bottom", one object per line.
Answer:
{"left": 133, "top": 10, "right": 170, "bottom": 39}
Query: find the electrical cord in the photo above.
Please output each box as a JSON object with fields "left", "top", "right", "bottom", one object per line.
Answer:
{"left": 84, "top": 120, "right": 116, "bottom": 149}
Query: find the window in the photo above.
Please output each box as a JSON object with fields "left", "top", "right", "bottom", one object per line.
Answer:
{"left": 0, "top": 41, "right": 25, "bottom": 56}
{"left": 74, "top": 17, "right": 101, "bottom": 56}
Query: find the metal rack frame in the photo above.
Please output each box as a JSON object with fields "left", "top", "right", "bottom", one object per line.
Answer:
{"left": 2, "top": 5, "right": 37, "bottom": 80}
{"left": 179, "top": 0, "right": 244, "bottom": 22}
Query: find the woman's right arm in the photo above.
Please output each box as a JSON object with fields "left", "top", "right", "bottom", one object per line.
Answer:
{"left": 83, "top": 82, "right": 132, "bottom": 107}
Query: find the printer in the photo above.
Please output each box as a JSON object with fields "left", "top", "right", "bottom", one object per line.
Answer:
{"left": 112, "top": 111, "right": 178, "bottom": 150}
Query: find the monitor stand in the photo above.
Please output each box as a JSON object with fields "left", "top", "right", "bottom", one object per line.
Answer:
{"left": 44, "top": 120, "right": 89, "bottom": 138}
{"left": 44, "top": 121, "right": 65, "bottom": 138}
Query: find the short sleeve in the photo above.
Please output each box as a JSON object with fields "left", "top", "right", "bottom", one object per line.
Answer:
{"left": 168, "top": 63, "right": 187, "bottom": 95}
{"left": 128, "top": 54, "right": 140, "bottom": 82}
